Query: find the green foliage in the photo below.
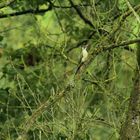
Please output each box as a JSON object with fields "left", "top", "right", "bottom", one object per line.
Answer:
{"left": 0, "top": 0, "right": 139, "bottom": 139}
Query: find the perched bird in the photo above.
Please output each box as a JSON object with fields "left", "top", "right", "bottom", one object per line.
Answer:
{"left": 81, "top": 47, "right": 88, "bottom": 62}
{"left": 75, "top": 46, "right": 88, "bottom": 75}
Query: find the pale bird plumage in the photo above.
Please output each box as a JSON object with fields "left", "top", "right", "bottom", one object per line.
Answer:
{"left": 75, "top": 47, "right": 88, "bottom": 75}
{"left": 81, "top": 47, "right": 88, "bottom": 62}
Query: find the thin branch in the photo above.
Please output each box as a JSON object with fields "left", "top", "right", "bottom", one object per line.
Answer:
{"left": 67, "top": 31, "right": 95, "bottom": 53}
{"left": 67, "top": 5, "right": 140, "bottom": 55}
{"left": 82, "top": 78, "right": 98, "bottom": 86}
{"left": 123, "top": 46, "right": 134, "bottom": 52}
{"left": 68, "top": 0, "right": 94, "bottom": 28}
{"left": 122, "top": 4, "right": 140, "bottom": 20}
{"left": 125, "top": 0, "right": 140, "bottom": 24}
{"left": 97, "top": 38, "right": 140, "bottom": 54}
{"left": 106, "top": 5, "right": 140, "bottom": 50}
{"left": 53, "top": 4, "right": 92, "bottom": 9}
{"left": 113, "top": 4, "right": 140, "bottom": 21}
{"left": 0, "top": 6, "right": 52, "bottom": 19}
{"left": 76, "top": 38, "right": 140, "bottom": 75}
{"left": 67, "top": 29, "right": 109, "bottom": 53}
{"left": 18, "top": 84, "right": 73, "bottom": 140}
{"left": 52, "top": 0, "right": 101, "bottom": 9}
{"left": 0, "top": 0, "right": 15, "bottom": 9}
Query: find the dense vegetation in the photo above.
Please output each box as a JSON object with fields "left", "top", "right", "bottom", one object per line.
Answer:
{"left": 0, "top": 0, "right": 140, "bottom": 139}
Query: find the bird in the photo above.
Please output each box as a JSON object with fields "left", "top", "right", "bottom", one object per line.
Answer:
{"left": 75, "top": 46, "right": 88, "bottom": 75}
{"left": 81, "top": 47, "right": 88, "bottom": 62}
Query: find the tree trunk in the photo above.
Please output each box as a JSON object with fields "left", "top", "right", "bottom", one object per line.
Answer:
{"left": 120, "top": 44, "right": 140, "bottom": 139}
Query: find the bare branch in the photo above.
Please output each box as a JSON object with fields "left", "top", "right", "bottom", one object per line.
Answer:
{"left": 113, "top": 4, "right": 140, "bottom": 21}
{"left": 76, "top": 38, "right": 140, "bottom": 75}
{"left": 0, "top": 6, "right": 52, "bottom": 19}
{"left": 0, "top": 0, "right": 15, "bottom": 9}
{"left": 66, "top": 31, "right": 95, "bottom": 53}
{"left": 98, "top": 38, "right": 140, "bottom": 53}
{"left": 17, "top": 83, "right": 73, "bottom": 139}
{"left": 125, "top": 0, "right": 140, "bottom": 24}
{"left": 69, "top": 0, "right": 94, "bottom": 28}
{"left": 53, "top": 4, "right": 92, "bottom": 9}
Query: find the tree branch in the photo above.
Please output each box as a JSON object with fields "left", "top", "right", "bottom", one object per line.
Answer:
{"left": 17, "top": 83, "right": 73, "bottom": 139}
{"left": 68, "top": 0, "right": 94, "bottom": 28}
{"left": 125, "top": 0, "right": 140, "bottom": 24}
{"left": 120, "top": 43, "right": 140, "bottom": 139}
{"left": 0, "top": 2, "right": 93, "bottom": 19}
{"left": 95, "top": 38, "right": 140, "bottom": 55}
{"left": 75, "top": 38, "right": 140, "bottom": 75}
{"left": 113, "top": 4, "right": 140, "bottom": 21}
{"left": 0, "top": 5, "right": 52, "bottom": 19}
{"left": 0, "top": 0, "right": 15, "bottom": 9}
{"left": 53, "top": 4, "right": 92, "bottom": 9}
{"left": 66, "top": 30, "right": 95, "bottom": 53}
